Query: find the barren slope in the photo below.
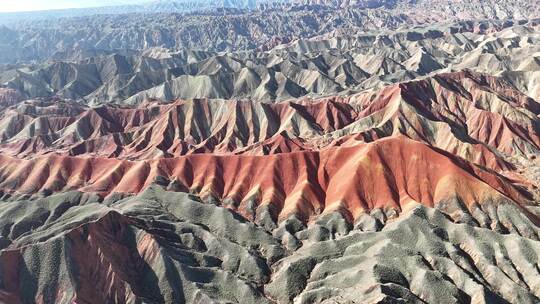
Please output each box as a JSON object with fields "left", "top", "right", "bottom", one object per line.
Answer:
{"left": 0, "top": 71, "right": 537, "bottom": 175}
{"left": 0, "top": 2, "right": 539, "bottom": 304}
{"left": 3, "top": 20, "right": 539, "bottom": 104}
{"left": 0, "top": 186, "right": 539, "bottom": 303}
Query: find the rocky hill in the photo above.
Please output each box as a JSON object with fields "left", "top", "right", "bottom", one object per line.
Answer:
{"left": 1, "top": 68, "right": 540, "bottom": 302}
{"left": 0, "top": 0, "right": 537, "bottom": 63}
{"left": 0, "top": 1, "right": 540, "bottom": 303}
{"left": 1, "top": 20, "right": 538, "bottom": 104}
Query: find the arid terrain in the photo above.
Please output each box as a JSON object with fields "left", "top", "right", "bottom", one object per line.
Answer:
{"left": 0, "top": 0, "right": 539, "bottom": 303}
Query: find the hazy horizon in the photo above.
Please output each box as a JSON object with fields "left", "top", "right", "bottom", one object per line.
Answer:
{"left": 0, "top": 0, "right": 152, "bottom": 13}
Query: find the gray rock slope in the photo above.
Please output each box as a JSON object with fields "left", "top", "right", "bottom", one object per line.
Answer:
{"left": 3, "top": 20, "right": 539, "bottom": 105}
{"left": 1, "top": 185, "right": 540, "bottom": 303}
{"left": 0, "top": 0, "right": 537, "bottom": 64}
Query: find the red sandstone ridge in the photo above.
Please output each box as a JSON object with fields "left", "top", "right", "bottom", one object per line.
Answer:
{"left": 0, "top": 136, "right": 529, "bottom": 222}
{"left": 0, "top": 71, "right": 537, "bottom": 223}
{"left": 0, "top": 71, "right": 536, "bottom": 175}
{"left": 313, "top": 70, "right": 540, "bottom": 171}
{"left": 0, "top": 98, "right": 357, "bottom": 159}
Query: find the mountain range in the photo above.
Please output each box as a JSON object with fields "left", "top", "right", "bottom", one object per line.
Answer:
{"left": 1, "top": 19, "right": 538, "bottom": 105}
{"left": 0, "top": 0, "right": 540, "bottom": 303}
{"left": 0, "top": 0, "right": 537, "bottom": 63}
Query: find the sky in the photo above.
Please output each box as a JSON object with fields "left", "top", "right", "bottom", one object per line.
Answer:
{"left": 0, "top": 0, "right": 151, "bottom": 12}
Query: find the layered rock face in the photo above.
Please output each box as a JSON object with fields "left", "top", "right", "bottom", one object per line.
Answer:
{"left": 1, "top": 69, "right": 540, "bottom": 303}
{"left": 2, "top": 20, "right": 539, "bottom": 104}
{"left": 0, "top": 1, "right": 538, "bottom": 64}
{"left": 0, "top": 71, "right": 537, "bottom": 169}
{"left": 2, "top": 187, "right": 540, "bottom": 304}
{"left": 0, "top": 1, "right": 540, "bottom": 304}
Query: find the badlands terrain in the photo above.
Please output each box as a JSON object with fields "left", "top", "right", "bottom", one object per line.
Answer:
{"left": 0, "top": 0, "right": 540, "bottom": 303}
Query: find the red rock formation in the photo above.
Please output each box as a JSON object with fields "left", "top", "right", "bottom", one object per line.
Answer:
{"left": 0, "top": 71, "right": 536, "bottom": 175}
{"left": 0, "top": 98, "right": 357, "bottom": 159}
{"left": 0, "top": 136, "right": 527, "bottom": 223}
{"left": 0, "top": 72, "right": 536, "bottom": 224}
